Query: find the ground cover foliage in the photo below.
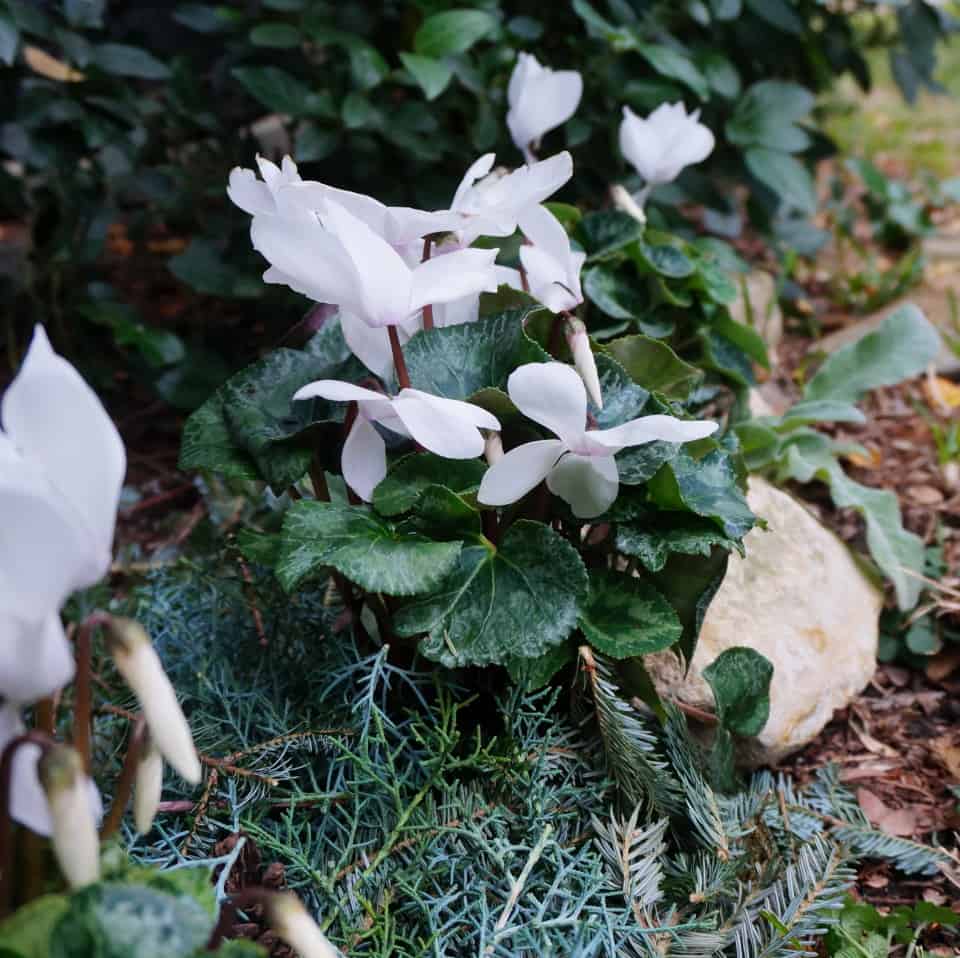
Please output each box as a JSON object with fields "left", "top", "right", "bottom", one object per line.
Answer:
{"left": 16, "top": 559, "right": 940, "bottom": 958}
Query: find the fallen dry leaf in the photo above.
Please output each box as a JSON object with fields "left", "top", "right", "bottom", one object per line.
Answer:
{"left": 23, "top": 46, "right": 85, "bottom": 83}
{"left": 923, "top": 371, "right": 960, "bottom": 412}
{"left": 906, "top": 484, "right": 944, "bottom": 506}
{"left": 931, "top": 736, "right": 960, "bottom": 782}
{"left": 927, "top": 647, "right": 960, "bottom": 682}
{"left": 857, "top": 788, "right": 919, "bottom": 837}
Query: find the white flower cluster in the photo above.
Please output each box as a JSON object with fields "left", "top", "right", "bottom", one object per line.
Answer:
{"left": 228, "top": 53, "right": 717, "bottom": 519}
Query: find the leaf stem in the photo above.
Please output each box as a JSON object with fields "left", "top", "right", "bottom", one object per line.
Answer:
{"left": 388, "top": 326, "right": 411, "bottom": 389}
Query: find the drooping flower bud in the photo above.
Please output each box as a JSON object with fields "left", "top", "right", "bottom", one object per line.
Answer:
{"left": 609, "top": 184, "right": 647, "bottom": 226}
{"left": 133, "top": 733, "right": 164, "bottom": 835}
{"left": 104, "top": 617, "right": 201, "bottom": 785}
{"left": 565, "top": 318, "right": 603, "bottom": 409}
{"left": 37, "top": 744, "right": 100, "bottom": 888}
{"left": 484, "top": 432, "right": 504, "bottom": 467}
{"left": 266, "top": 892, "right": 341, "bottom": 958}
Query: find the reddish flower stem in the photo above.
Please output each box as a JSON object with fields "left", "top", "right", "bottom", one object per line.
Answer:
{"left": 73, "top": 611, "right": 111, "bottom": 774}
{"left": 421, "top": 238, "right": 434, "bottom": 331}
{"left": 388, "top": 326, "right": 411, "bottom": 390}
{"left": 100, "top": 716, "right": 146, "bottom": 840}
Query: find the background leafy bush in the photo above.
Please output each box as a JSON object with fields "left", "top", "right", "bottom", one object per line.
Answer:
{"left": 1, "top": 0, "right": 954, "bottom": 397}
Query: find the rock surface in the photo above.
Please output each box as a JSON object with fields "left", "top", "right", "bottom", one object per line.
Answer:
{"left": 646, "top": 476, "right": 882, "bottom": 765}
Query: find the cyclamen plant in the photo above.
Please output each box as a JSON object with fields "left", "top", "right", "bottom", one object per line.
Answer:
{"left": 0, "top": 332, "right": 338, "bottom": 956}
{"left": 183, "top": 54, "right": 757, "bottom": 682}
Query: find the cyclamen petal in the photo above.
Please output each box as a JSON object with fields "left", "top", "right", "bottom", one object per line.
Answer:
{"left": 342, "top": 417, "right": 388, "bottom": 502}
{"left": 546, "top": 453, "right": 619, "bottom": 519}
{"left": 477, "top": 439, "right": 565, "bottom": 506}
{"left": 507, "top": 363, "right": 587, "bottom": 443}
{"left": 293, "top": 380, "right": 389, "bottom": 405}
{"left": 619, "top": 103, "right": 715, "bottom": 188}
{"left": 391, "top": 393, "right": 490, "bottom": 459}
{"left": 507, "top": 53, "right": 582, "bottom": 160}
{"left": 590, "top": 415, "right": 718, "bottom": 449}
{"left": 408, "top": 246, "right": 499, "bottom": 314}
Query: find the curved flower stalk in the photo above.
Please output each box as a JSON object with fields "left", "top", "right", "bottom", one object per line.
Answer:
{"left": 293, "top": 381, "right": 500, "bottom": 501}
{"left": 507, "top": 53, "right": 583, "bottom": 163}
{"left": 449, "top": 151, "right": 573, "bottom": 246}
{"left": 619, "top": 104, "right": 715, "bottom": 205}
{"left": 478, "top": 363, "right": 717, "bottom": 518}
{"left": 252, "top": 196, "right": 499, "bottom": 330}
{"left": 0, "top": 325, "right": 125, "bottom": 704}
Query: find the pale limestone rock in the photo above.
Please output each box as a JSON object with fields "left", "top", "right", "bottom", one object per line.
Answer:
{"left": 729, "top": 270, "right": 782, "bottom": 359}
{"left": 647, "top": 477, "right": 881, "bottom": 765}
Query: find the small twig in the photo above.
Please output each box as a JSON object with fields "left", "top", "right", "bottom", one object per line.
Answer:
{"left": 237, "top": 557, "right": 268, "bottom": 648}
{"left": 121, "top": 483, "right": 194, "bottom": 519}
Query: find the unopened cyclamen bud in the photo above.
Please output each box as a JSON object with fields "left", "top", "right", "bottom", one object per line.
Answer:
{"left": 133, "top": 734, "right": 164, "bottom": 835}
{"left": 38, "top": 745, "right": 100, "bottom": 889}
{"left": 609, "top": 183, "right": 646, "bottom": 225}
{"left": 105, "top": 617, "right": 201, "bottom": 785}
{"left": 266, "top": 892, "right": 341, "bottom": 958}
{"left": 565, "top": 318, "right": 603, "bottom": 409}
{"left": 484, "top": 432, "right": 504, "bottom": 467}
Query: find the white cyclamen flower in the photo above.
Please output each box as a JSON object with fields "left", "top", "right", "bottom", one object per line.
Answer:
{"left": 293, "top": 381, "right": 500, "bottom": 502}
{"left": 507, "top": 53, "right": 583, "bottom": 162}
{"left": 38, "top": 744, "right": 101, "bottom": 888}
{"left": 478, "top": 363, "right": 717, "bottom": 518}
{"left": 449, "top": 151, "right": 572, "bottom": 246}
{"left": 133, "top": 733, "right": 164, "bottom": 835}
{"left": 252, "top": 196, "right": 499, "bottom": 329}
{"left": 0, "top": 704, "right": 101, "bottom": 837}
{"left": 106, "top": 617, "right": 202, "bottom": 785}
{"left": 517, "top": 204, "right": 585, "bottom": 314}
{"left": 619, "top": 103, "right": 715, "bottom": 190}
{"left": 0, "top": 326, "right": 125, "bottom": 704}
{"left": 565, "top": 318, "right": 603, "bottom": 411}
{"left": 267, "top": 893, "right": 342, "bottom": 958}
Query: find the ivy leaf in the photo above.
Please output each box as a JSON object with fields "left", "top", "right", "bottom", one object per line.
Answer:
{"left": 576, "top": 211, "right": 644, "bottom": 260}
{"left": 803, "top": 305, "right": 940, "bottom": 403}
{"left": 373, "top": 453, "right": 487, "bottom": 516}
{"left": 394, "top": 520, "right": 588, "bottom": 667}
{"left": 405, "top": 308, "right": 549, "bottom": 400}
{"left": 179, "top": 394, "right": 259, "bottom": 481}
{"left": 277, "top": 501, "right": 462, "bottom": 595}
{"left": 616, "top": 516, "right": 735, "bottom": 572}
{"left": 579, "top": 569, "right": 681, "bottom": 659}
{"left": 648, "top": 447, "right": 755, "bottom": 539}
{"left": 702, "top": 646, "right": 773, "bottom": 736}
{"left": 604, "top": 334, "right": 701, "bottom": 398}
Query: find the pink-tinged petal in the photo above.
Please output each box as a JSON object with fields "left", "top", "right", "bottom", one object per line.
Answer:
{"left": 2, "top": 326, "right": 124, "bottom": 576}
{"left": 227, "top": 168, "right": 275, "bottom": 216}
{"left": 590, "top": 415, "right": 718, "bottom": 449}
{"left": 432, "top": 294, "right": 480, "bottom": 328}
{"left": 546, "top": 453, "right": 619, "bottom": 518}
{"left": 409, "top": 247, "right": 498, "bottom": 313}
{"left": 507, "top": 362, "right": 587, "bottom": 443}
{"left": 519, "top": 246, "right": 580, "bottom": 313}
{"left": 0, "top": 611, "right": 75, "bottom": 704}
{"left": 251, "top": 214, "right": 362, "bottom": 311}
{"left": 399, "top": 389, "right": 500, "bottom": 432}
{"left": 339, "top": 310, "right": 401, "bottom": 378}
{"left": 452, "top": 154, "right": 497, "bottom": 210}
{"left": 341, "top": 417, "right": 387, "bottom": 502}
{"left": 292, "top": 380, "right": 388, "bottom": 404}
{"left": 321, "top": 199, "right": 412, "bottom": 326}
{"left": 477, "top": 438, "right": 566, "bottom": 506}
{"left": 391, "top": 393, "right": 487, "bottom": 459}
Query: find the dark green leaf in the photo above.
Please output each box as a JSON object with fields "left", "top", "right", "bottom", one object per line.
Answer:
{"left": 649, "top": 448, "right": 755, "bottom": 539}
{"left": 616, "top": 441, "right": 679, "bottom": 485}
{"left": 341, "top": 92, "right": 381, "bottom": 130}
{"left": 413, "top": 9, "right": 497, "bottom": 58}
{"left": 231, "top": 66, "right": 333, "bottom": 116}
{"left": 583, "top": 264, "right": 648, "bottom": 320}
{"left": 727, "top": 81, "right": 813, "bottom": 152}
{"left": 64, "top": 0, "right": 104, "bottom": 27}
{"left": 636, "top": 44, "right": 709, "bottom": 100}
{"left": 91, "top": 43, "right": 171, "bottom": 79}
{"left": 593, "top": 354, "right": 649, "bottom": 428}
{"left": 399, "top": 52, "right": 454, "bottom": 100}
{"left": 278, "top": 501, "right": 462, "bottom": 595}
{"left": 780, "top": 399, "right": 866, "bottom": 425}
{"left": 604, "top": 334, "right": 701, "bottom": 398}
{"left": 405, "top": 308, "right": 549, "bottom": 400}
{"left": 173, "top": 4, "right": 227, "bottom": 33}
{"left": 168, "top": 240, "right": 261, "bottom": 299}
{"left": 744, "top": 0, "right": 803, "bottom": 35}
{"left": 249, "top": 23, "right": 301, "bottom": 48}
{"left": 577, "top": 211, "right": 645, "bottom": 260}
{"left": 235, "top": 528, "right": 282, "bottom": 567}
{"left": 616, "top": 516, "right": 733, "bottom": 572}
{"left": 373, "top": 453, "right": 487, "bottom": 516}
{"left": 179, "top": 395, "right": 259, "bottom": 481}
{"left": 0, "top": 12, "right": 19, "bottom": 65}
{"left": 579, "top": 569, "right": 681, "bottom": 658}
{"left": 506, "top": 641, "right": 574, "bottom": 691}
{"left": 702, "top": 646, "right": 773, "bottom": 736}
{"left": 633, "top": 242, "right": 695, "bottom": 279}
{"left": 412, "top": 485, "right": 481, "bottom": 537}
{"left": 700, "top": 329, "right": 754, "bottom": 387}
{"left": 394, "top": 520, "right": 588, "bottom": 667}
